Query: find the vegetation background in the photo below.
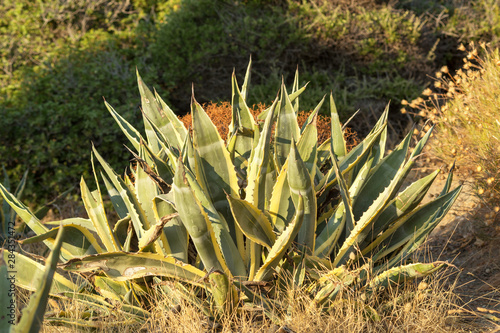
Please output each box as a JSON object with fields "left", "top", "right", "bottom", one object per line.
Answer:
{"left": 0, "top": 0, "right": 498, "bottom": 205}
{"left": 1, "top": 1, "right": 500, "bottom": 331}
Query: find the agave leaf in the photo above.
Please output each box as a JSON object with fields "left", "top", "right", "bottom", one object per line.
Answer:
{"left": 19, "top": 224, "right": 102, "bottom": 257}
{"left": 316, "top": 123, "right": 386, "bottom": 199}
{"left": 288, "top": 140, "right": 317, "bottom": 253}
{"left": 191, "top": 97, "right": 240, "bottom": 238}
{"left": 360, "top": 170, "right": 440, "bottom": 252}
{"left": 274, "top": 83, "right": 300, "bottom": 169}
{"left": 314, "top": 149, "right": 377, "bottom": 258}
{"left": 159, "top": 281, "right": 213, "bottom": 318}
{"left": 63, "top": 252, "right": 207, "bottom": 285}
{"left": 314, "top": 203, "right": 346, "bottom": 258}
{"left": 333, "top": 155, "right": 409, "bottom": 267}
{"left": 439, "top": 161, "right": 455, "bottom": 197}
{"left": 288, "top": 82, "right": 308, "bottom": 106}
{"left": 2, "top": 250, "right": 79, "bottom": 295}
{"left": 0, "top": 182, "right": 48, "bottom": 237}
{"left": 51, "top": 291, "right": 150, "bottom": 318}
{"left": 267, "top": 160, "right": 292, "bottom": 233}
{"left": 173, "top": 160, "right": 230, "bottom": 275}
{"left": 317, "top": 137, "right": 331, "bottom": 168}
{"left": 81, "top": 177, "right": 121, "bottom": 252}
{"left": 297, "top": 112, "right": 319, "bottom": 178}
{"left": 374, "top": 186, "right": 462, "bottom": 267}
{"left": 246, "top": 98, "right": 278, "bottom": 209}
{"left": 331, "top": 154, "right": 355, "bottom": 235}
{"left": 409, "top": 125, "right": 434, "bottom": 161}
{"left": 155, "top": 89, "right": 188, "bottom": 149}
{"left": 0, "top": 257, "right": 13, "bottom": 332}
{"left": 139, "top": 142, "right": 175, "bottom": 190}
{"left": 138, "top": 213, "right": 179, "bottom": 253}
{"left": 105, "top": 101, "right": 144, "bottom": 152}
{"left": 137, "top": 70, "right": 186, "bottom": 152}
{"left": 291, "top": 66, "right": 300, "bottom": 112}
{"left": 43, "top": 218, "right": 96, "bottom": 233}
{"left": 94, "top": 276, "right": 129, "bottom": 302}
{"left": 93, "top": 146, "right": 150, "bottom": 240}
{"left": 227, "top": 194, "right": 276, "bottom": 249}
{"left": 368, "top": 262, "right": 444, "bottom": 291}
{"left": 264, "top": 158, "right": 278, "bottom": 210}
{"left": 330, "top": 94, "right": 346, "bottom": 159}
{"left": 254, "top": 196, "right": 304, "bottom": 281}
{"left": 185, "top": 155, "right": 247, "bottom": 277}
{"left": 268, "top": 114, "right": 318, "bottom": 232}
{"left": 229, "top": 71, "right": 257, "bottom": 165}
{"left": 181, "top": 131, "right": 196, "bottom": 173}
{"left": 101, "top": 172, "right": 128, "bottom": 220}
{"left": 208, "top": 270, "right": 239, "bottom": 315}
{"left": 301, "top": 95, "right": 326, "bottom": 134}
{"left": 241, "top": 57, "right": 252, "bottom": 101}
{"left": 314, "top": 266, "right": 356, "bottom": 305}
{"left": 153, "top": 195, "right": 188, "bottom": 262}
{"left": 16, "top": 226, "right": 65, "bottom": 333}
{"left": 133, "top": 145, "right": 172, "bottom": 255}
{"left": 3, "top": 169, "right": 28, "bottom": 235}
{"left": 351, "top": 130, "right": 413, "bottom": 221}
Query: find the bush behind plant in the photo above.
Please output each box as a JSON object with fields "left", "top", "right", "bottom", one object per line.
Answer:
{"left": 2, "top": 0, "right": 499, "bottom": 203}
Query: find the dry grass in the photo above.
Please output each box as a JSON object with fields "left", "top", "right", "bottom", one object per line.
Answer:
{"left": 402, "top": 42, "right": 500, "bottom": 228}
{"left": 38, "top": 264, "right": 467, "bottom": 333}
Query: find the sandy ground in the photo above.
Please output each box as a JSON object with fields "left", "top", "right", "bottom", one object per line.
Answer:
{"left": 411, "top": 156, "right": 500, "bottom": 332}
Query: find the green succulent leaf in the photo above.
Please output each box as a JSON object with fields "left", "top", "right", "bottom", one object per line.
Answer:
{"left": 255, "top": 196, "right": 305, "bottom": 281}
{"left": 81, "top": 176, "right": 121, "bottom": 252}
{"left": 274, "top": 84, "right": 300, "bottom": 169}
{"left": 227, "top": 194, "right": 276, "bottom": 249}
{"left": 173, "top": 160, "right": 229, "bottom": 275}
{"left": 368, "top": 262, "right": 444, "bottom": 291}
{"left": 63, "top": 252, "right": 207, "bottom": 285}
{"left": 288, "top": 140, "right": 317, "bottom": 253}
{"left": 93, "top": 146, "right": 150, "bottom": 240}
{"left": 16, "top": 226, "right": 66, "bottom": 333}
{"left": 2, "top": 249, "right": 79, "bottom": 295}
{"left": 330, "top": 94, "right": 346, "bottom": 159}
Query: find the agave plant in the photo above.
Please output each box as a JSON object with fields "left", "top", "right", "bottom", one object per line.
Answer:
{"left": 0, "top": 60, "right": 460, "bottom": 327}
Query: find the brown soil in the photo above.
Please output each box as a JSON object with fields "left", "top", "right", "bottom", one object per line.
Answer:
{"left": 411, "top": 153, "right": 500, "bottom": 332}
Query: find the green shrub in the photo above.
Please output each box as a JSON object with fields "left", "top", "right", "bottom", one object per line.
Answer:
{"left": 0, "top": 41, "right": 145, "bottom": 202}
{"left": 3, "top": 0, "right": 489, "bottom": 204}
{"left": 403, "top": 44, "right": 500, "bottom": 223}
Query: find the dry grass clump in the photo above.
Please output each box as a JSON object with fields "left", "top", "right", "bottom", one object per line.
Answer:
{"left": 178, "top": 101, "right": 359, "bottom": 149}
{"left": 38, "top": 264, "right": 464, "bottom": 332}
{"left": 401, "top": 43, "right": 500, "bottom": 227}
{"left": 142, "top": 267, "right": 462, "bottom": 332}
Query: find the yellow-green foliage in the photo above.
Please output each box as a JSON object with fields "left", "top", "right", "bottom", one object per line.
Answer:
{"left": 403, "top": 43, "right": 500, "bottom": 220}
